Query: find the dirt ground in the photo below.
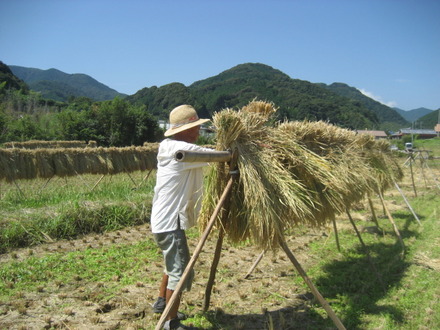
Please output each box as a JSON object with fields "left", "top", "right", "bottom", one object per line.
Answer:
{"left": 0, "top": 215, "right": 348, "bottom": 330}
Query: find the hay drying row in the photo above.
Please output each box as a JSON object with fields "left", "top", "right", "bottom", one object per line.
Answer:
{"left": 199, "top": 101, "right": 402, "bottom": 251}
{"left": 2, "top": 140, "right": 97, "bottom": 149}
{"left": 0, "top": 144, "right": 159, "bottom": 181}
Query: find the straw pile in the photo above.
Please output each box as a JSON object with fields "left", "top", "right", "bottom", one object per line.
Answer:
{"left": 199, "top": 101, "right": 403, "bottom": 250}
{"left": 0, "top": 144, "right": 159, "bottom": 182}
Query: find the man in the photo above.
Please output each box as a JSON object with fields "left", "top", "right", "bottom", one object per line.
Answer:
{"left": 151, "top": 105, "right": 211, "bottom": 330}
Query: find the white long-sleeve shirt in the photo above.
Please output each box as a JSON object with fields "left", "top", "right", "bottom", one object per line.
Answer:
{"left": 150, "top": 139, "right": 212, "bottom": 234}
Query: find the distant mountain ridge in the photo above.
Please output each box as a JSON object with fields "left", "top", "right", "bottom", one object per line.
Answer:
{"left": 128, "top": 63, "right": 399, "bottom": 129}
{"left": 318, "top": 82, "right": 408, "bottom": 128}
{"left": 4, "top": 62, "right": 429, "bottom": 130}
{"left": 9, "top": 65, "right": 125, "bottom": 101}
{"left": 393, "top": 107, "right": 434, "bottom": 123}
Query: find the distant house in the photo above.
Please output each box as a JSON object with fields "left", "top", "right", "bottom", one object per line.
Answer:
{"left": 435, "top": 124, "right": 440, "bottom": 137}
{"left": 355, "top": 130, "right": 388, "bottom": 139}
{"left": 393, "top": 128, "right": 437, "bottom": 139}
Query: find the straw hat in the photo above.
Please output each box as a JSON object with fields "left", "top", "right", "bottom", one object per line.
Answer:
{"left": 164, "top": 105, "right": 210, "bottom": 137}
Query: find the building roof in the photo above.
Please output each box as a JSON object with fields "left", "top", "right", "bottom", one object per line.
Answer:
{"left": 399, "top": 128, "right": 437, "bottom": 135}
{"left": 356, "top": 130, "right": 388, "bottom": 138}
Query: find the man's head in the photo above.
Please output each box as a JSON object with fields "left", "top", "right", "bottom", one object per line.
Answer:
{"left": 164, "top": 105, "right": 209, "bottom": 142}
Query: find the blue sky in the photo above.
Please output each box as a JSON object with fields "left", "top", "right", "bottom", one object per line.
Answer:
{"left": 1, "top": 0, "right": 439, "bottom": 111}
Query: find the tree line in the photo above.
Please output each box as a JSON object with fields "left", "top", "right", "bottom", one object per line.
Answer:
{"left": 0, "top": 85, "right": 162, "bottom": 147}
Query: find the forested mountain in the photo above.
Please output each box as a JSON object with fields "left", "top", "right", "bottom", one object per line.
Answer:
{"left": 414, "top": 109, "right": 440, "bottom": 129}
{"left": 318, "top": 82, "right": 409, "bottom": 130}
{"left": 3, "top": 61, "right": 420, "bottom": 131}
{"left": 394, "top": 107, "right": 434, "bottom": 123}
{"left": 0, "top": 61, "right": 28, "bottom": 92}
{"left": 0, "top": 63, "right": 161, "bottom": 146}
{"left": 9, "top": 65, "right": 125, "bottom": 101}
{"left": 128, "top": 63, "right": 381, "bottom": 130}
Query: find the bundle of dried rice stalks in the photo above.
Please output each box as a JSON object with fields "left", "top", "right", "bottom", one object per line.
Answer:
{"left": 3, "top": 140, "right": 88, "bottom": 149}
{"left": 354, "top": 136, "right": 403, "bottom": 192}
{"left": 200, "top": 102, "right": 320, "bottom": 250}
{"left": 199, "top": 100, "right": 403, "bottom": 250}
{"left": 0, "top": 145, "right": 159, "bottom": 181}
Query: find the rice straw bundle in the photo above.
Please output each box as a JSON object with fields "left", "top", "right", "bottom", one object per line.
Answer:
{"left": 108, "top": 148, "right": 125, "bottom": 174}
{"left": 353, "top": 136, "right": 403, "bottom": 192}
{"left": 87, "top": 140, "right": 98, "bottom": 148}
{"left": 1, "top": 144, "right": 160, "bottom": 181}
{"left": 3, "top": 140, "right": 88, "bottom": 149}
{"left": 34, "top": 149, "right": 55, "bottom": 178}
{"left": 52, "top": 150, "right": 74, "bottom": 177}
{"left": 199, "top": 101, "right": 403, "bottom": 251}
{"left": 275, "top": 121, "right": 377, "bottom": 215}
{"left": 92, "top": 148, "right": 110, "bottom": 174}
{"left": 0, "top": 149, "right": 13, "bottom": 181}
{"left": 200, "top": 102, "right": 319, "bottom": 250}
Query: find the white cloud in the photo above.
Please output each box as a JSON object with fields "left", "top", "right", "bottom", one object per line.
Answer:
{"left": 358, "top": 88, "right": 397, "bottom": 108}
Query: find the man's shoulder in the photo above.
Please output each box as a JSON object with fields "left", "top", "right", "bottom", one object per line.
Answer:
{"left": 161, "top": 139, "right": 206, "bottom": 151}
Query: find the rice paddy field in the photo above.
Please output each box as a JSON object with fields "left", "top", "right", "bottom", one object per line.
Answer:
{"left": 0, "top": 109, "right": 439, "bottom": 329}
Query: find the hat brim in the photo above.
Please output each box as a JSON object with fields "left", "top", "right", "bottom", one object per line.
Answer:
{"left": 164, "top": 118, "right": 210, "bottom": 137}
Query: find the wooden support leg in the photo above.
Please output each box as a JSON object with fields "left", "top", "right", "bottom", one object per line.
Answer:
{"left": 91, "top": 174, "right": 106, "bottom": 192}
{"left": 409, "top": 154, "right": 417, "bottom": 197}
{"left": 377, "top": 190, "right": 405, "bottom": 256}
{"left": 10, "top": 177, "right": 25, "bottom": 198}
{"left": 394, "top": 182, "right": 421, "bottom": 225}
{"left": 138, "top": 169, "right": 153, "bottom": 189}
{"left": 126, "top": 171, "right": 137, "bottom": 188}
{"left": 155, "top": 177, "right": 235, "bottom": 330}
{"left": 331, "top": 215, "right": 341, "bottom": 252}
{"left": 366, "top": 192, "right": 380, "bottom": 229}
{"left": 38, "top": 175, "right": 55, "bottom": 194}
{"left": 279, "top": 237, "right": 346, "bottom": 330}
{"left": 244, "top": 249, "right": 266, "bottom": 279}
{"left": 203, "top": 228, "right": 224, "bottom": 312}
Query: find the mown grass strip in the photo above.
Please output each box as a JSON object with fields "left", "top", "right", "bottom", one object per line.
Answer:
{"left": 0, "top": 202, "right": 150, "bottom": 253}
{"left": 0, "top": 238, "right": 161, "bottom": 301}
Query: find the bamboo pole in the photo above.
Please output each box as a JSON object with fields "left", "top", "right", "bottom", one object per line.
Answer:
{"left": 125, "top": 171, "right": 137, "bottom": 188}
{"left": 203, "top": 149, "right": 238, "bottom": 311}
{"left": 394, "top": 181, "right": 421, "bottom": 225}
{"left": 203, "top": 229, "right": 224, "bottom": 312}
{"left": 10, "top": 176, "right": 25, "bottom": 199}
{"left": 409, "top": 154, "right": 417, "bottom": 197}
{"left": 244, "top": 249, "right": 266, "bottom": 279}
{"left": 138, "top": 168, "right": 153, "bottom": 189}
{"left": 91, "top": 174, "right": 106, "bottom": 192}
{"left": 155, "top": 177, "right": 235, "bottom": 330}
{"left": 38, "top": 174, "right": 55, "bottom": 194}
{"left": 331, "top": 215, "right": 341, "bottom": 252}
{"left": 280, "top": 236, "right": 346, "bottom": 330}
{"left": 174, "top": 150, "right": 231, "bottom": 163}
{"left": 366, "top": 192, "right": 380, "bottom": 228}
{"left": 377, "top": 190, "right": 405, "bottom": 256}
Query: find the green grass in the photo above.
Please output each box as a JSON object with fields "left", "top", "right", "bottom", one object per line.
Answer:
{"left": 287, "top": 187, "right": 440, "bottom": 330}
{"left": 0, "top": 171, "right": 155, "bottom": 252}
{"left": 0, "top": 237, "right": 161, "bottom": 301}
{"left": 414, "top": 137, "right": 440, "bottom": 157}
